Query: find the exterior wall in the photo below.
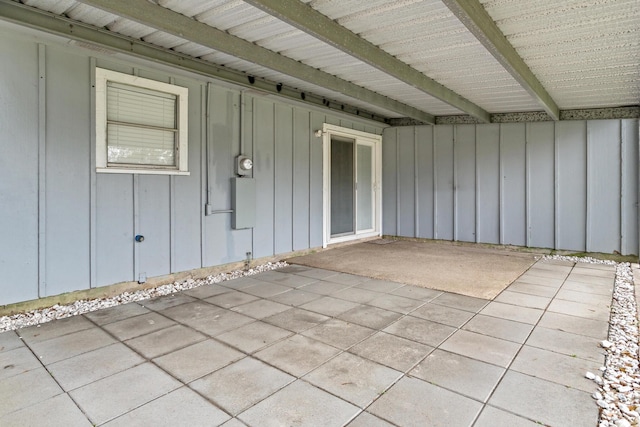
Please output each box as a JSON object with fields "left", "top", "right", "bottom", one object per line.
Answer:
{"left": 0, "top": 30, "right": 384, "bottom": 305}
{"left": 383, "top": 120, "right": 639, "bottom": 255}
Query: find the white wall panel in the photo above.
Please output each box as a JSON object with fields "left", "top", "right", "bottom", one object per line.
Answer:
{"left": 434, "top": 125, "right": 454, "bottom": 240}
{"left": 454, "top": 125, "right": 476, "bottom": 242}
{"left": 476, "top": 124, "right": 501, "bottom": 244}
{"left": 526, "top": 122, "right": 555, "bottom": 249}
{"left": 500, "top": 124, "right": 526, "bottom": 246}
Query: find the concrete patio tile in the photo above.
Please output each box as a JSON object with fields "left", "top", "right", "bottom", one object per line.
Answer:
{"left": 292, "top": 267, "right": 340, "bottom": 280}
{"left": 103, "top": 312, "right": 176, "bottom": 341}
{"left": 255, "top": 272, "right": 318, "bottom": 288}
{"left": 531, "top": 262, "right": 573, "bottom": 273}
{"left": 221, "top": 277, "right": 265, "bottom": 290}
{"left": 410, "top": 303, "right": 475, "bottom": 327}
{"left": 572, "top": 266, "right": 616, "bottom": 277}
{"left": 263, "top": 308, "right": 329, "bottom": 333}
{"left": 333, "top": 287, "right": 384, "bottom": 303}
{"left": 410, "top": 349, "right": 505, "bottom": 402}
{"left": 324, "top": 273, "right": 370, "bottom": 286}
{"left": 0, "top": 331, "right": 24, "bottom": 352}
{"left": 493, "top": 290, "right": 551, "bottom": 310}
{"left": 216, "top": 321, "right": 293, "bottom": 353}
{"left": 526, "top": 327, "right": 605, "bottom": 363}
{"left": 390, "top": 285, "right": 442, "bottom": 301}
{"left": 238, "top": 380, "right": 359, "bottom": 427}
{"left": 338, "top": 305, "right": 403, "bottom": 330}
{"left": 231, "top": 299, "right": 291, "bottom": 319}
{"left": 221, "top": 419, "right": 248, "bottom": 427}
{"left": 267, "top": 289, "right": 323, "bottom": 306}
{"left": 462, "top": 314, "right": 533, "bottom": 344}
{"left": 567, "top": 273, "right": 614, "bottom": 286}
{"left": 505, "top": 281, "right": 558, "bottom": 297}
{"left": 556, "top": 288, "right": 612, "bottom": 305}
{"left": 440, "top": 330, "right": 520, "bottom": 367}
{"left": 84, "top": 302, "right": 150, "bottom": 326}
{"left": 0, "top": 393, "right": 91, "bottom": 427}
{"left": 516, "top": 274, "right": 565, "bottom": 288}
{"left": 28, "top": 327, "right": 116, "bottom": 365}
{"left": 304, "top": 352, "right": 402, "bottom": 408}
{"left": 367, "top": 294, "right": 424, "bottom": 314}
{"left": 523, "top": 267, "right": 570, "bottom": 280}
{"left": 474, "top": 405, "right": 541, "bottom": 427}
{"left": 548, "top": 298, "right": 610, "bottom": 321}
{"left": 510, "top": 345, "right": 600, "bottom": 392}
{"left": 563, "top": 280, "right": 613, "bottom": 296}
{"left": 277, "top": 265, "right": 313, "bottom": 274}
{"left": 139, "top": 293, "right": 196, "bottom": 311}
{"left": 0, "top": 346, "right": 41, "bottom": 380}
{"left": 383, "top": 316, "right": 456, "bottom": 347}
{"left": 354, "top": 279, "right": 404, "bottom": 293}
{"left": 251, "top": 270, "right": 291, "bottom": 283}
{"left": 301, "top": 319, "right": 375, "bottom": 350}
{"left": 431, "top": 292, "right": 488, "bottom": 313}
{"left": 349, "top": 332, "right": 433, "bottom": 372}
{"left": 240, "top": 282, "right": 291, "bottom": 298}
{"left": 299, "top": 296, "right": 360, "bottom": 317}
{"left": 575, "top": 262, "right": 615, "bottom": 271}
{"left": 153, "top": 339, "right": 244, "bottom": 383}
{"left": 254, "top": 334, "right": 340, "bottom": 377}
{"left": 537, "top": 311, "right": 609, "bottom": 339}
{"left": 124, "top": 324, "right": 206, "bottom": 359}
{"left": 190, "top": 357, "right": 294, "bottom": 415}
{"left": 479, "top": 301, "right": 543, "bottom": 324}
{"left": 48, "top": 343, "right": 144, "bottom": 391}
{"left": 19, "top": 315, "right": 95, "bottom": 343}
{"left": 70, "top": 363, "right": 180, "bottom": 425}
{"left": 299, "top": 281, "right": 352, "bottom": 295}
{"left": 182, "top": 284, "right": 230, "bottom": 299}
{"left": 161, "top": 302, "right": 253, "bottom": 336}
{"left": 489, "top": 371, "right": 596, "bottom": 427}
{"left": 0, "top": 367, "right": 63, "bottom": 417}
{"left": 368, "top": 376, "right": 482, "bottom": 427}
{"left": 205, "top": 291, "right": 260, "bottom": 308}
{"left": 103, "top": 387, "right": 230, "bottom": 427}
{"left": 347, "top": 411, "right": 394, "bottom": 427}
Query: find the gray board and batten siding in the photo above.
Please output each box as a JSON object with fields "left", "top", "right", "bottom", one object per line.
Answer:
{"left": 0, "top": 32, "right": 383, "bottom": 306}
{"left": 382, "top": 120, "right": 639, "bottom": 255}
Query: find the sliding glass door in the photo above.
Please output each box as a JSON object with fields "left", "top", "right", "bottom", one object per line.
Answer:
{"left": 323, "top": 125, "right": 381, "bottom": 247}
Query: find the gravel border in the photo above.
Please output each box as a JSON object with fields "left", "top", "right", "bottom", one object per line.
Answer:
{"left": 545, "top": 255, "right": 639, "bottom": 427}
{"left": 0, "top": 261, "right": 288, "bottom": 333}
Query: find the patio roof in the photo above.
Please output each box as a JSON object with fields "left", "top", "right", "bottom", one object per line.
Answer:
{"left": 1, "top": 0, "right": 637, "bottom": 124}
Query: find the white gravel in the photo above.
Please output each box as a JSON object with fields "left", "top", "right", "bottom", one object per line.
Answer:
{"left": 545, "top": 255, "right": 639, "bottom": 427}
{"left": 0, "top": 261, "right": 288, "bottom": 333}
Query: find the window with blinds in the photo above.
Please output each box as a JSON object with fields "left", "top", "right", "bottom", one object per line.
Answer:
{"left": 95, "top": 68, "right": 189, "bottom": 175}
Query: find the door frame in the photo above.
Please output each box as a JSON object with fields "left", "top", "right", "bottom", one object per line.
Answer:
{"left": 322, "top": 124, "right": 382, "bottom": 248}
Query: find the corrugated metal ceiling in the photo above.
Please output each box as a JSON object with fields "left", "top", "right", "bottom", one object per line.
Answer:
{"left": 14, "top": 0, "right": 640, "bottom": 120}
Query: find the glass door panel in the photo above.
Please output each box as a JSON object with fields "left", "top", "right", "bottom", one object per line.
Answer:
{"left": 356, "top": 143, "right": 373, "bottom": 231}
{"left": 330, "top": 136, "right": 354, "bottom": 236}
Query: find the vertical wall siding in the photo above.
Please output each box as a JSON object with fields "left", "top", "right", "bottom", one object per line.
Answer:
{"left": 383, "top": 119, "right": 639, "bottom": 255}
{"left": 0, "top": 30, "right": 385, "bottom": 305}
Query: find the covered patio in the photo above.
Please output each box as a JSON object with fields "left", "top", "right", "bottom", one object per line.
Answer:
{"left": 0, "top": 251, "right": 612, "bottom": 426}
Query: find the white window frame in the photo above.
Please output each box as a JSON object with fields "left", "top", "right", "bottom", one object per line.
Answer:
{"left": 95, "top": 68, "right": 189, "bottom": 175}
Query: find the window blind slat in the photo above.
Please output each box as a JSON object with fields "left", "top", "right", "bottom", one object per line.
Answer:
{"left": 107, "top": 124, "right": 175, "bottom": 166}
{"left": 107, "top": 84, "right": 176, "bottom": 129}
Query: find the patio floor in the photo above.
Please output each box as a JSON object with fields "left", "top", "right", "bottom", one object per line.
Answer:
{"left": 0, "top": 258, "right": 614, "bottom": 426}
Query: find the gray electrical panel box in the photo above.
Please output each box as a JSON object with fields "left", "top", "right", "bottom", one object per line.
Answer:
{"left": 231, "top": 177, "right": 256, "bottom": 229}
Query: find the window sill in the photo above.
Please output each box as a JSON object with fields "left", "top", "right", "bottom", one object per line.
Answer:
{"left": 96, "top": 167, "right": 190, "bottom": 176}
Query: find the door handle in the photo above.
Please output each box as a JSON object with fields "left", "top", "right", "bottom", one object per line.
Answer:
{"left": 135, "top": 235, "right": 145, "bottom": 243}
